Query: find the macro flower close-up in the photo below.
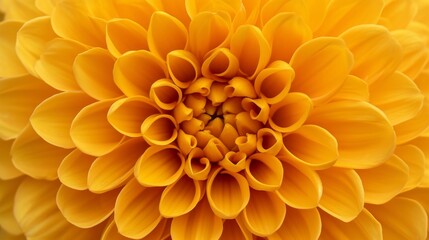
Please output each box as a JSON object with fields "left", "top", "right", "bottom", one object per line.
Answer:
{"left": 1, "top": 0, "right": 429, "bottom": 239}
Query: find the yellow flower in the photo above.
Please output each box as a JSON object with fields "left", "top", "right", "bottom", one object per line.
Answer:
{"left": 1, "top": 0, "right": 429, "bottom": 239}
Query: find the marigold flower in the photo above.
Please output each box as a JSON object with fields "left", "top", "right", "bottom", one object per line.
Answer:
{"left": 1, "top": 0, "right": 429, "bottom": 239}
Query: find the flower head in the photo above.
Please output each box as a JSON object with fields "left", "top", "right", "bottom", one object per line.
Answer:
{"left": 1, "top": 0, "right": 429, "bottom": 239}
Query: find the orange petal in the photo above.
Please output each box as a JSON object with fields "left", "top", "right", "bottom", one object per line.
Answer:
{"left": 1, "top": 0, "right": 43, "bottom": 21}
{"left": 280, "top": 125, "right": 338, "bottom": 170}
{"left": 185, "top": 0, "right": 242, "bottom": 19}
{"left": 114, "top": 50, "right": 167, "bottom": 97}
{"left": 184, "top": 148, "right": 211, "bottom": 181}
{"left": 0, "top": 140, "right": 22, "bottom": 180}
{"left": 219, "top": 151, "right": 247, "bottom": 173}
{"left": 220, "top": 219, "right": 253, "bottom": 240}
{"left": 276, "top": 161, "right": 322, "bottom": 209}
{"left": 231, "top": 25, "right": 271, "bottom": 79}
{"left": 256, "top": 128, "right": 283, "bottom": 155}
{"left": 135, "top": 145, "right": 184, "bottom": 187}
{"left": 318, "top": 168, "right": 364, "bottom": 222}
{"left": 394, "top": 101, "right": 429, "bottom": 144}
{"left": 268, "top": 208, "right": 321, "bottom": 240}
{"left": 0, "top": 75, "right": 57, "bottom": 140}
{"left": 408, "top": 137, "right": 429, "bottom": 187}
{"left": 30, "top": 92, "right": 95, "bottom": 148}
{"left": 329, "top": 75, "right": 369, "bottom": 102}
{"left": 167, "top": 50, "right": 200, "bottom": 89}
{"left": 201, "top": 47, "right": 239, "bottom": 80}
{"left": 106, "top": 18, "right": 148, "bottom": 58}
{"left": 11, "top": 125, "right": 71, "bottom": 180}
{"left": 102, "top": 219, "right": 169, "bottom": 240}
{"left": 235, "top": 133, "right": 257, "bottom": 156}
{"left": 0, "top": 177, "right": 24, "bottom": 235}
{"left": 88, "top": 138, "right": 148, "bottom": 193}
{"left": 307, "top": 101, "right": 395, "bottom": 169}
{"left": 149, "top": 79, "right": 183, "bottom": 110}
{"left": 366, "top": 197, "right": 428, "bottom": 239}
{"left": 74, "top": 47, "right": 123, "bottom": 100}
{"left": 114, "top": 0, "right": 155, "bottom": 29}
{"left": 147, "top": 11, "right": 187, "bottom": 59}
{"left": 340, "top": 24, "right": 402, "bottom": 84}
{"left": 141, "top": 114, "right": 178, "bottom": 146}
{"left": 171, "top": 197, "right": 223, "bottom": 240}
{"left": 0, "top": 21, "right": 26, "bottom": 77}
{"left": 241, "top": 98, "right": 270, "bottom": 125}
{"left": 159, "top": 175, "right": 202, "bottom": 217}
{"left": 115, "top": 179, "right": 163, "bottom": 239}
{"left": 57, "top": 185, "right": 119, "bottom": 228}
{"left": 70, "top": 99, "right": 125, "bottom": 156}
{"left": 58, "top": 149, "right": 95, "bottom": 191}
{"left": 225, "top": 77, "right": 257, "bottom": 98}
{"left": 319, "top": 208, "right": 382, "bottom": 240}
{"left": 395, "top": 144, "right": 425, "bottom": 191}
{"left": 290, "top": 37, "right": 353, "bottom": 104}
{"left": 240, "top": 189, "right": 286, "bottom": 236}
{"left": 245, "top": 153, "right": 283, "bottom": 191}
{"left": 148, "top": 0, "right": 190, "bottom": 26}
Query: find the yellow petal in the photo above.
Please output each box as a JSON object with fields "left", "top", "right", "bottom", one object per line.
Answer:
{"left": 366, "top": 197, "right": 428, "bottom": 240}
{"left": 70, "top": 99, "right": 125, "bottom": 157}
{"left": 0, "top": 21, "right": 27, "bottom": 77}
{"left": 102, "top": 219, "right": 169, "bottom": 240}
{"left": 106, "top": 18, "right": 149, "bottom": 58}
{"left": 88, "top": 138, "right": 148, "bottom": 193}
{"left": 35, "top": 0, "right": 57, "bottom": 15}
{"left": 147, "top": 11, "right": 187, "bottom": 59}
{"left": 174, "top": 103, "right": 193, "bottom": 125}
{"left": 184, "top": 148, "right": 211, "bottom": 181}
{"left": 319, "top": 208, "right": 382, "bottom": 240}
{"left": 399, "top": 188, "right": 429, "bottom": 216}
{"left": 135, "top": 145, "right": 184, "bottom": 187}
{"left": 201, "top": 48, "right": 239, "bottom": 80}
{"left": 30, "top": 92, "right": 95, "bottom": 148}
{"left": 235, "top": 133, "right": 257, "bottom": 156}
{"left": 149, "top": 78, "right": 183, "bottom": 110}
{"left": 16, "top": 16, "right": 57, "bottom": 76}
{"left": 57, "top": 185, "right": 119, "bottom": 228}
{"left": 315, "top": 0, "right": 384, "bottom": 36}
{"left": 241, "top": 98, "right": 270, "bottom": 124}
{"left": 379, "top": 0, "right": 418, "bottom": 30}
{"left": 318, "top": 168, "right": 364, "bottom": 222}
{"left": 262, "top": 12, "right": 312, "bottom": 62}
{"left": 276, "top": 161, "right": 322, "bottom": 209}
{"left": 185, "top": 0, "right": 242, "bottom": 19}
{"left": 340, "top": 24, "right": 402, "bottom": 84}
{"left": 166, "top": 50, "right": 200, "bottom": 89}
{"left": 57, "top": 149, "right": 94, "bottom": 191}
{"left": 207, "top": 168, "right": 250, "bottom": 219}
{"left": 1, "top": 0, "right": 43, "bottom": 21}
{"left": 159, "top": 175, "right": 202, "bottom": 217}
{"left": 268, "top": 92, "right": 313, "bottom": 133}
{"left": 219, "top": 151, "right": 246, "bottom": 173}
{"left": 290, "top": 37, "right": 353, "bottom": 104}
{"left": 255, "top": 128, "right": 282, "bottom": 155}
{"left": 280, "top": 125, "right": 338, "bottom": 170}
{"left": 0, "top": 177, "right": 24, "bottom": 235}
{"left": 308, "top": 101, "right": 395, "bottom": 169}
{"left": 240, "top": 190, "right": 286, "bottom": 236}
{"left": 0, "top": 140, "right": 22, "bottom": 180}
{"left": 140, "top": 114, "right": 178, "bottom": 146}
{"left": 231, "top": 25, "right": 271, "bottom": 79}
{"left": 329, "top": 75, "right": 369, "bottom": 102}
{"left": 11, "top": 125, "right": 71, "bottom": 180}
{"left": 114, "top": 0, "right": 156, "bottom": 29}
{"left": 268, "top": 208, "right": 321, "bottom": 240}
{"left": 225, "top": 77, "right": 257, "bottom": 98}
{"left": 408, "top": 137, "right": 429, "bottom": 187}
{"left": 74, "top": 48, "right": 123, "bottom": 100}
{"left": 245, "top": 153, "right": 283, "bottom": 191}
{"left": 0, "top": 75, "right": 57, "bottom": 140}
{"left": 395, "top": 144, "right": 426, "bottom": 191}
{"left": 356, "top": 154, "right": 409, "bottom": 204}
{"left": 148, "top": 0, "right": 190, "bottom": 26}
{"left": 107, "top": 96, "right": 161, "bottom": 137}
{"left": 394, "top": 101, "right": 429, "bottom": 144}
{"left": 115, "top": 179, "right": 163, "bottom": 239}
{"left": 220, "top": 219, "right": 253, "bottom": 240}
{"left": 114, "top": 50, "right": 167, "bottom": 97}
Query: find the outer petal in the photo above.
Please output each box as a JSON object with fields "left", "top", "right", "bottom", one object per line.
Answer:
{"left": 245, "top": 153, "right": 283, "bottom": 191}
{"left": 329, "top": 75, "right": 369, "bottom": 102}
{"left": 220, "top": 219, "right": 252, "bottom": 240}
{"left": 58, "top": 149, "right": 95, "bottom": 191}
{"left": 0, "top": 177, "right": 23, "bottom": 235}
{"left": 394, "top": 101, "right": 429, "bottom": 144}
{"left": 307, "top": 101, "right": 396, "bottom": 169}
{"left": 106, "top": 18, "right": 148, "bottom": 58}
{"left": 379, "top": 0, "right": 418, "bottom": 30}
{"left": 0, "top": 21, "right": 26, "bottom": 77}
{"left": 1, "top": 0, "right": 43, "bottom": 21}
{"left": 101, "top": 219, "right": 169, "bottom": 240}
{"left": 395, "top": 144, "right": 426, "bottom": 191}
{"left": 0, "top": 140, "right": 22, "bottom": 180}
{"left": 268, "top": 208, "right": 321, "bottom": 240}
{"left": 408, "top": 137, "right": 429, "bottom": 187}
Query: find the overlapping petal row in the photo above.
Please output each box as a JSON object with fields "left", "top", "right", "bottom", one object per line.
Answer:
{"left": 1, "top": 0, "right": 429, "bottom": 239}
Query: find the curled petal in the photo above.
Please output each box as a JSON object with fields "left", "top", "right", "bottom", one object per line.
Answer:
{"left": 159, "top": 175, "right": 202, "bottom": 217}
{"left": 203, "top": 138, "right": 228, "bottom": 162}
{"left": 30, "top": 92, "right": 95, "bottom": 149}
{"left": 114, "top": 50, "right": 167, "bottom": 97}
{"left": 0, "top": 75, "right": 57, "bottom": 140}
{"left": 177, "top": 130, "right": 197, "bottom": 156}
{"left": 235, "top": 133, "right": 257, "bottom": 156}
{"left": 12, "top": 125, "right": 70, "bottom": 180}
{"left": 171, "top": 197, "right": 223, "bottom": 240}
{"left": 88, "top": 138, "right": 148, "bottom": 193}
{"left": 71, "top": 99, "right": 125, "bottom": 156}
{"left": 174, "top": 102, "right": 193, "bottom": 124}
{"left": 201, "top": 48, "right": 239, "bottom": 80}
{"left": 280, "top": 125, "right": 338, "bottom": 170}
{"left": 240, "top": 190, "right": 286, "bottom": 236}
{"left": 184, "top": 148, "right": 211, "bottom": 181}
{"left": 329, "top": 75, "right": 369, "bottom": 102}
{"left": 115, "top": 179, "right": 163, "bottom": 239}
{"left": 0, "top": 140, "right": 22, "bottom": 180}
{"left": 236, "top": 112, "right": 263, "bottom": 135}
{"left": 207, "top": 168, "right": 250, "bottom": 219}
{"left": 276, "top": 161, "right": 322, "bottom": 209}
{"left": 219, "top": 123, "right": 239, "bottom": 149}
{"left": 223, "top": 97, "right": 243, "bottom": 114}
{"left": 366, "top": 197, "right": 428, "bottom": 240}
{"left": 268, "top": 92, "right": 312, "bottom": 133}
{"left": 231, "top": 25, "right": 271, "bottom": 79}
{"left": 319, "top": 209, "right": 382, "bottom": 240}
{"left": 181, "top": 117, "right": 205, "bottom": 135}
{"left": 74, "top": 47, "right": 123, "bottom": 100}
{"left": 106, "top": 18, "right": 148, "bottom": 58}
{"left": 241, "top": 98, "right": 270, "bottom": 125}
{"left": 57, "top": 185, "right": 119, "bottom": 228}
{"left": 167, "top": 50, "right": 200, "bottom": 89}
{"left": 150, "top": 79, "right": 183, "bottom": 110}
{"left": 185, "top": 77, "right": 213, "bottom": 96}
{"left": 307, "top": 101, "right": 395, "bottom": 169}
{"left": 254, "top": 61, "right": 294, "bottom": 104}
{"left": 340, "top": 24, "right": 402, "bottom": 84}
{"left": 207, "top": 82, "right": 228, "bottom": 106}
{"left": 58, "top": 149, "right": 95, "bottom": 190}
{"left": 356, "top": 155, "right": 409, "bottom": 204}
{"left": 256, "top": 128, "right": 283, "bottom": 155}
{"left": 184, "top": 93, "right": 206, "bottom": 117}
{"left": 108, "top": 96, "right": 161, "bottom": 138}
{"left": 141, "top": 114, "right": 178, "bottom": 146}
{"left": 268, "top": 208, "right": 321, "bottom": 240}
{"left": 219, "top": 151, "right": 247, "bottom": 173}
{"left": 0, "top": 21, "right": 26, "bottom": 77}
{"left": 135, "top": 145, "right": 184, "bottom": 186}
{"left": 318, "top": 168, "right": 364, "bottom": 222}
{"left": 290, "top": 37, "right": 353, "bottom": 104}
{"left": 395, "top": 144, "right": 425, "bottom": 191}
{"left": 245, "top": 153, "right": 283, "bottom": 191}
{"left": 225, "top": 77, "right": 257, "bottom": 98}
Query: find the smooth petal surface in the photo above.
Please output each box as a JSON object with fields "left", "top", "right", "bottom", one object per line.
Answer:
{"left": 58, "top": 149, "right": 95, "bottom": 191}
{"left": 220, "top": 219, "right": 253, "bottom": 240}
{"left": 140, "top": 114, "right": 178, "bottom": 145}
{"left": 268, "top": 208, "right": 321, "bottom": 240}
{"left": 167, "top": 50, "right": 200, "bottom": 89}
{"left": 0, "top": 21, "right": 26, "bottom": 77}
{"left": 102, "top": 219, "right": 169, "bottom": 240}
{"left": 0, "top": 140, "right": 22, "bottom": 180}
{"left": 329, "top": 75, "right": 369, "bottom": 102}
{"left": 149, "top": 78, "right": 183, "bottom": 110}
{"left": 394, "top": 101, "right": 429, "bottom": 144}
{"left": 318, "top": 168, "right": 364, "bottom": 222}
{"left": 395, "top": 144, "right": 426, "bottom": 191}
{"left": 106, "top": 18, "right": 148, "bottom": 58}
{"left": 408, "top": 137, "right": 429, "bottom": 187}
{"left": 0, "top": 177, "right": 23, "bottom": 235}
{"left": 379, "top": 0, "right": 418, "bottom": 30}
{"left": 245, "top": 153, "right": 283, "bottom": 191}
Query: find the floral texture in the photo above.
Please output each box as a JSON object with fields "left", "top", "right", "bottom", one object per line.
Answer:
{"left": 1, "top": 0, "right": 429, "bottom": 239}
